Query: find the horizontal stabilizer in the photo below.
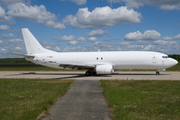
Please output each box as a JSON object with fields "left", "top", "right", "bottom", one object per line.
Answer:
{"left": 7, "top": 52, "right": 34, "bottom": 57}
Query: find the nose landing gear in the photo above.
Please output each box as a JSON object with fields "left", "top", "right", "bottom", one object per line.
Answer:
{"left": 156, "top": 71, "right": 160, "bottom": 75}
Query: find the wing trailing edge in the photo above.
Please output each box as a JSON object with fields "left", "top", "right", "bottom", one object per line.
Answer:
{"left": 59, "top": 63, "right": 95, "bottom": 70}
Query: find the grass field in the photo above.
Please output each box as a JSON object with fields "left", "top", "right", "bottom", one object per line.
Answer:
{"left": 0, "top": 79, "right": 73, "bottom": 120}
{"left": 101, "top": 80, "right": 180, "bottom": 120}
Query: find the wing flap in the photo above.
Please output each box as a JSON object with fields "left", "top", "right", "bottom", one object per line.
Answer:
{"left": 59, "top": 63, "right": 95, "bottom": 70}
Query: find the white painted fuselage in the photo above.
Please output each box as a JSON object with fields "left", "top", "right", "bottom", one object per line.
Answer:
{"left": 26, "top": 51, "right": 177, "bottom": 71}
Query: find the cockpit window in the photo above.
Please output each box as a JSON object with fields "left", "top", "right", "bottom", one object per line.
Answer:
{"left": 162, "top": 56, "right": 168, "bottom": 58}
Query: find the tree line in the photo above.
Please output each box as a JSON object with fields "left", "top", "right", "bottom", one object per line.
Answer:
{"left": 168, "top": 54, "right": 180, "bottom": 62}
{"left": 0, "top": 58, "right": 32, "bottom": 64}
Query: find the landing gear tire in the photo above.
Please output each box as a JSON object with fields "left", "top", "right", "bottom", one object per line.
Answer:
{"left": 85, "top": 71, "right": 91, "bottom": 76}
{"left": 156, "top": 71, "right": 160, "bottom": 75}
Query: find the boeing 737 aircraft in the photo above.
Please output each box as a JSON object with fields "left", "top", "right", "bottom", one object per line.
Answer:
{"left": 8, "top": 28, "right": 178, "bottom": 76}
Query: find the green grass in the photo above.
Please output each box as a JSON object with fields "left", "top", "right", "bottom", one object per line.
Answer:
{"left": 0, "top": 79, "right": 73, "bottom": 120}
{"left": 100, "top": 80, "right": 180, "bottom": 120}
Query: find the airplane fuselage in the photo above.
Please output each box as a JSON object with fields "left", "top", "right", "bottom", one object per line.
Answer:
{"left": 26, "top": 51, "right": 177, "bottom": 71}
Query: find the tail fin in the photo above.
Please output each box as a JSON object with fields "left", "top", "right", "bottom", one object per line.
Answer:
{"left": 22, "top": 28, "right": 55, "bottom": 54}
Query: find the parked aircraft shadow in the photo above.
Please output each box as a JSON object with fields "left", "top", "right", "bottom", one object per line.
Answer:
{"left": 21, "top": 72, "right": 169, "bottom": 76}
{"left": 22, "top": 72, "right": 78, "bottom": 75}
{"left": 54, "top": 74, "right": 112, "bottom": 79}
{"left": 7, "top": 72, "right": 169, "bottom": 79}
{"left": 20, "top": 72, "right": 112, "bottom": 79}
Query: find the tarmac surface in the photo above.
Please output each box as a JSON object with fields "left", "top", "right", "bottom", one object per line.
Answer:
{"left": 0, "top": 71, "right": 180, "bottom": 80}
{"left": 41, "top": 80, "right": 111, "bottom": 120}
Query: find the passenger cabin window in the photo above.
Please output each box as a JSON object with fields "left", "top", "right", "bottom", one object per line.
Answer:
{"left": 162, "top": 56, "right": 168, "bottom": 58}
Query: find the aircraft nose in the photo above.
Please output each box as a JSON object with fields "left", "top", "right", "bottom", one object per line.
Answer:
{"left": 166, "top": 58, "right": 178, "bottom": 67}
{"left": 175, "top": 59, "right": 178, "bottom": 65}
{"left": 172, "top": 59, "right": 178, "bottom": 66}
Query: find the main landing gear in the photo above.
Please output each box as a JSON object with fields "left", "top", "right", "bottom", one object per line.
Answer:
{"left": 85, "top": 70, "right": 96, "bottom": 76}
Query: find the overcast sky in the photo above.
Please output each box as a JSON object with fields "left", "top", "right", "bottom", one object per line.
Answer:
{"left": 0, "top": 0, "right": 180, "bottom": 58}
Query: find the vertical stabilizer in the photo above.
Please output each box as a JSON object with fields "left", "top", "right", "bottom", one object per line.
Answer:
{"left": 22, "top": 28, "right": 53, "bottom": 54}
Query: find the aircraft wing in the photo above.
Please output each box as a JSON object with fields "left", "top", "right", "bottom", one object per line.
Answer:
{"left": 59, "top": 63, "right": 95, "bottom": 70}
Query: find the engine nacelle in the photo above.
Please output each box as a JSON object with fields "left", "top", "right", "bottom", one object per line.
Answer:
{"left": 96, "top": 64, "right": 114, "bottom": 74}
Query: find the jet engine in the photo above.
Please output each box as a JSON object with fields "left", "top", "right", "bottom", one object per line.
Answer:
{"left": 96, "top": 64, "right": 114, "bottom": 74}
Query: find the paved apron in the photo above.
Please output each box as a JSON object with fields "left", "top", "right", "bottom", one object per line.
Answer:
{"left": 42, "top": 80, "right": 111, "bottom": 120}
{"left": 1, "top": 71, "right": 180, "bottom": 80}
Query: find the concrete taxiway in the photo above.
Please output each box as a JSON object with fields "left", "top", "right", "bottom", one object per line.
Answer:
{"left": 41, "top": 80, "right": 111, "bottom": 120}
{"left": 0, "top": 71, "right": 180, "bottom": 80}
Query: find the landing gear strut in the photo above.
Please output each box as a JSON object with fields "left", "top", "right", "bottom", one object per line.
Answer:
{"left": 156, "top": 71, "right": 160, "bottom": 75}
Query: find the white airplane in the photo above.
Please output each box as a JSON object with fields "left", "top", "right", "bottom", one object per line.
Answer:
{"left": 8, "top": 28, "right": 178, "bottom": 76}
